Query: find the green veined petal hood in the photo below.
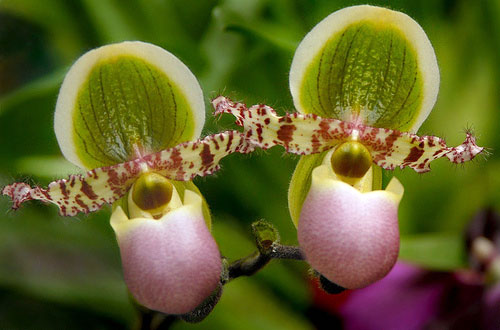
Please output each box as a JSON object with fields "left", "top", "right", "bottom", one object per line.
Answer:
{"left": 55, "top": 41, "right": 205, "bottom": 169}
{"left": 289, "top": 5, "right": 439, "bottom": 132}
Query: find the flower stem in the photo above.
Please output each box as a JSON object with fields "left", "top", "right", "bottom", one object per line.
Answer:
{"left": 225, "top": 219, "right": 305, "bottom": 282}
{"left": 226, "top": 243, "right": 305, "bottom": 281}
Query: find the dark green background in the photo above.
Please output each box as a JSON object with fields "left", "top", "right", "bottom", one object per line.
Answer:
{"left": 0, "top": 0, "right": 498, "bottom": 328}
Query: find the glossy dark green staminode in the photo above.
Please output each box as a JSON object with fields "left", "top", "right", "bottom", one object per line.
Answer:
{"left": 113, "top": 179, "right": 213, "bottom": 230}
{"left": 299, "top": 20, "right": 423, "bottom": 131}
{"left": 73, "top": 56, "right": 195, "bottom": 169}
{"left": 132, "top": 172, "right": 173, "bottom": 213}
{"left": 331, "top": 141, "right": 372, "bottom": 179}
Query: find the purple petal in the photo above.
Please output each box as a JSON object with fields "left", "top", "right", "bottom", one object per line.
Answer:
{"left": 340, "top": 262, "right": 447, "bottom": 330}
{"left": 482, "top": 283, "right": 500, "bottom": 330}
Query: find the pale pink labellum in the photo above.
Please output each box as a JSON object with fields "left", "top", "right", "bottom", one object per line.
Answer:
{"left": 297, "top": 165, "right": 404, "bottom": 289}
{"left": 111, "top": 190, "right": 221, "bottom": 315}
{"left": 212, "top": 96, "right": 483, "bottom": 172}
{"left": 2, "top": 130, "right": 254, "bottom": 216}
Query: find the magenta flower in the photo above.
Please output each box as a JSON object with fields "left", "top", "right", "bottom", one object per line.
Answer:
{"left": 339, "top": 262, "right": 451, "bottom": 330}
{"left": 339, "top": 262, "right": 500, "bottom": 329}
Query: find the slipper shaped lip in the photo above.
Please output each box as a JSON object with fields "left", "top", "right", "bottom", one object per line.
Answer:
{"left": 111, "top": 190, "right": 222, "bottom": 314}
{"left": 298, "top": 164, "right": 404, "bottom": 289}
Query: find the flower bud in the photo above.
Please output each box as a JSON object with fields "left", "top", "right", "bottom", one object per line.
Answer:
{"left": 111, "top": 179, "right": 221, "bottom": 314}
{"left": 298, "top": 164, "right": 403, "bottom": 289}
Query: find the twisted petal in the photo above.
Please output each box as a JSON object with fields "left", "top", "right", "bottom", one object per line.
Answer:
{"left": 298, "top": 165, "right": 404, "bottom": 289}
{"left": 2, "top": 131, "right": 253, "bottom": 216}
{"left": 111, "top": 190, "right": 221, "bottom": 314}
{"left": 213, "top": 97, "right": 483, "bottom": 173}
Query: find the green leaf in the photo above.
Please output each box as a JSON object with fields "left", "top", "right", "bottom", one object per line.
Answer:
{"left": 0, "top": 68, "right": 65, "bottom": 118}
{"left": 225, "top": 20, "right": 300, "bottom": 53}
{"left": 15, "top": 156, "right": 83, "bottom": 178}
{"left": 0, "top": 189, "right": 134, "bottom": 324}
{"left": 399, "top": 233, "right": 467, "bottom": 270}
{"left": 0, "top": 0, "right": 86, "bottom": 59}
{"left": 81, "top": 0, "right": 143, "bottom": 43}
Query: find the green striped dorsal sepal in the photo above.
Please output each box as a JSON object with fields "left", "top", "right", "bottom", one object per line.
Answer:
{"left": 55, "top": 41, "right": 205, "bottom": 170}
{"left": 289, "top": 5, "right": 440, "bottom": 132}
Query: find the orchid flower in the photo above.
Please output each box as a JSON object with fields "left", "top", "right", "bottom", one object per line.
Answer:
{"left": 212, "top": 5, "right": 483, "bottom": 289}
{"left": 2, "top": 41, "right": 254, "bottom": 314}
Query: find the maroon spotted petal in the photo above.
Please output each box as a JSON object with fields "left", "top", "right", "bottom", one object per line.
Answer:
{"left": 2, "top": 131, "right": 254, "bottom": 216}
{"left": 212, "top": 96, "right": 483, "bottom": 173}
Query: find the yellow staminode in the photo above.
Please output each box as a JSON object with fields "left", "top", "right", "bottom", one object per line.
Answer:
{"left": 111, "top": 189, "right": 203, "bottom": 239}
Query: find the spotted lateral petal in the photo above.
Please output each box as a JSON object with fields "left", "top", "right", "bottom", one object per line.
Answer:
{"left": 212, "top": 97, "right": 483, "bottom": 173}
{"left": 213, "top": 96, "right": 350, "bottom": 154}
{"left": 2, "top": 131, "right": 252, "bottom": 216}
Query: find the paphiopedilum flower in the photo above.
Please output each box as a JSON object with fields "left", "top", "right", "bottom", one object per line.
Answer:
{"left": 2, "top": 41, "right": 253, "bottom": 314}
{"left": 212, "top": 5, "right": 483, "bottom": 289}
{"left": 111, "top": 175, "right": 222, "bottom": 314}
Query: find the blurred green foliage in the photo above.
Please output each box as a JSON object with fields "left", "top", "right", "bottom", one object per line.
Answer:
{"left": 0, "top": 0, "right": 498, "bottom": 328}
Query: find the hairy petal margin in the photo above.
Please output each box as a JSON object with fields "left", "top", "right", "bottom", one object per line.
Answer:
{"left": 213, "top": 97, "right": 483, "bottom": 173}
{"left": 2, "top": 131, "right": 253, "bottom": 216}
